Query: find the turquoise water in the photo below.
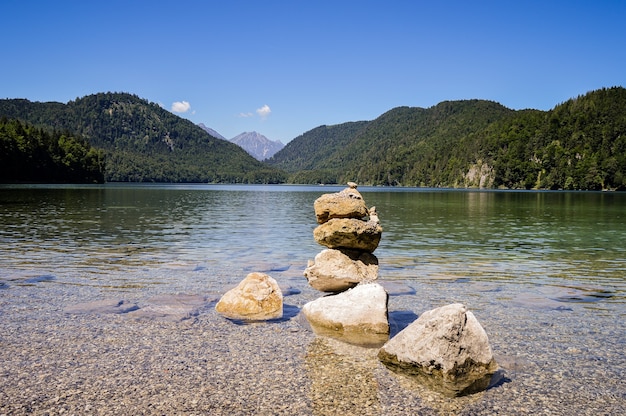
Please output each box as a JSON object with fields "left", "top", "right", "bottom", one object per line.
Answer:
{"left": 1, "top": 184, "right": 624, "bottom": 303}
{"left": 1, "top": 184, "right": 625, "bottom": 413}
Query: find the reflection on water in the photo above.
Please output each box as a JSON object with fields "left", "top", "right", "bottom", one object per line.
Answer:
{"left": 0, "top": 185, "right": 320, "bottom": 287}
{"left": 366, "top": 190, "right": 626, "bottom": 305}
{"left": 1, "top": 184, "right": 625, "bottom": 306}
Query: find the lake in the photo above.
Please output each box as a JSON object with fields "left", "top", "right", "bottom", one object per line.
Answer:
{"left": 1, "top": 184, "right": 624, "bottom": 414}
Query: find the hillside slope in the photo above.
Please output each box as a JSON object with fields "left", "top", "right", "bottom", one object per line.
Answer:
{"left": 0, "top": 93, "right": 286, "bottom": 183}
{"left": 267, "top": 87, "right": 626, "bottom": 190}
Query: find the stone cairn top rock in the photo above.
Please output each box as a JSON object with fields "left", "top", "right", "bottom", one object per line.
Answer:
{"left": 313, "top": 183, "right": 369, "bottom": 224}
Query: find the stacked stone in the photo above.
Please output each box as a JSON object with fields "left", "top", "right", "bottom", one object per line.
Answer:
{"left": 304, "top": 182, "right": 383, "bottom": 292}
{"left": 302, "top": 183, "right": 389, "bottom": 346}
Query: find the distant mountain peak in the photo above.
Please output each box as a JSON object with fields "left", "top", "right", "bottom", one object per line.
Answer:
{"left": 197, "top": 123, "right": 227, "bottom": 141}
{"left": 230, "top": 131, "right": 284, "bottom": 161}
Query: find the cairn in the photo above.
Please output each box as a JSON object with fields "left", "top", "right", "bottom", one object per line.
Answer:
{"left": 304, "top": 182, "right": 383, "bottom": 292}
{"left": 302, "top": 183, "right": 389, "bottom": 345}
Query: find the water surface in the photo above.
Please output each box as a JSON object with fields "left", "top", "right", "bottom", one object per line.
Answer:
{"left": 1, "top": 184, "right": 624, "bottom": 414}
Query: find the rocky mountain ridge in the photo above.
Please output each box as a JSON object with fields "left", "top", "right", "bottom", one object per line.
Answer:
{"left": 230, "top": 131, "right": 284, "bottom": 161}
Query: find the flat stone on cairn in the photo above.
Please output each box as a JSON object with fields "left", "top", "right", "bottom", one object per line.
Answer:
{"left": 304, "top": 248, "right": 379, "bottom": 293}
{"left": 215, "top": 272, "right": 283, "bottom": 320}
{"left": 313, "top": 218, "right": 382, "bottom": 253}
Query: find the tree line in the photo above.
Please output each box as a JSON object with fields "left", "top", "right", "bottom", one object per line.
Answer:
{"left": 0, "top": 117, "right": 105, "bottom": 183}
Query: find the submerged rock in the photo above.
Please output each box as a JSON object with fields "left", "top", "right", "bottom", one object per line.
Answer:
{"left": 313, "top": 218, "right": 382, "bottom": 253}
{"left": 377, "top": 303, "right": 498, "bottom": 397}
{"left": 215, "top": 272, "right": 283, "bottom": 320}
{"left": 304, "top": 248, "right": 378, "bottom": 293}
{"left": 64, "top": 299, "right": 139, "bottom": 315}
{"left": 302, "top": 283, "right": 389, "bottom": 346}
{"left": 127, "top": 294, "right": 208, "bottom": 322}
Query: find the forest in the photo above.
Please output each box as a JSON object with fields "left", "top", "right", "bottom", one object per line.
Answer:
{"left": 0, "top": 117, "right": 104, "bottom": 183}
{"left": 1, "top": 87, "right": 625, "bottom": 189}
{"left": 268, "top": 87, "right": 626, "bottom": 190}
{"left": 0, "top": 93, "right": 286, "bottom": 183}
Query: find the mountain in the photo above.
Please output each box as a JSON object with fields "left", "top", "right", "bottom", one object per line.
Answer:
{"left": 267, "top": 87, "right": 626, "bottom": 190}
{"left": 3, "top": 88, "right": 625, "bottom": 189}
{"left": 197, "top": 123, "right": 227, "bottom": 141}
{"left": 0, "top": 93, "right": 286, "bottom": 183}
{"left": 230, "top": 131, "right": 284, "bottom": 161}
{"left": 267, "top": 100, "right": 513, "bottom": 185}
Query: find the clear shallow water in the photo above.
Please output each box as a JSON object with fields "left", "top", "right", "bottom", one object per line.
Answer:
{"left": 1, "top": 184, "right": 625, "bottom": 414}
{"left": 1, "top": 183, "right": 625, "bottom": 307}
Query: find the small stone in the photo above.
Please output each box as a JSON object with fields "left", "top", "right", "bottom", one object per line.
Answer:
{"left": 63, "top": 299, "right": 139, "bottom": 315}
{"left": 127, "top": 294, "right": 208, "bottom": 322}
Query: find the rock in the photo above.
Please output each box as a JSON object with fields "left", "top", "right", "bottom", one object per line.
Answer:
{"left": 313, "top": 218, "right": 382, "bottom": 252}
{"left": 377, "top": 303, "right": 499, "bottom": 397}
{"left": 304, "top": 248, "right": 378, "bottom": 292}
{"left": 301, "top": 283, "right": 389, "bottom": 346}
{"left": 215, "top": 272, "right": 283, "bottom": 320}
{"left": 367, "top": 206, "right": 379, "bottom": 224}
{"left": 64, "top": 299, "right": 139, "bottom": 314}
{"left": 313, "top": 187, "right": 369, "bottom": 224}
{"left": 127, "top": 294, "right": 209, "bottom": 322}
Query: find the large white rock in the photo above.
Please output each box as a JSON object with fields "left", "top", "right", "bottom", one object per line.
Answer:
{"left": 215, "top": 272, "right": 283, "bottom": 320}
{"left": 303, "top": 248, "right": 378, "bottom": 293}
{"left": 377, "top": 303, "right": 498, "bottom": 396}
{"left": 302, "top": 283, "right": 389, "bottom": 346}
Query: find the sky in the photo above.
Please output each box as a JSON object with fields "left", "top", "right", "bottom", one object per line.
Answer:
{"left": 2, "top": 1, "right": 625, "bottom": 143}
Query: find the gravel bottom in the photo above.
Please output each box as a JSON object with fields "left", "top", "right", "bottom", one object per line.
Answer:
{"left": 1, "top": 269, "right": 625, "bottom": 415}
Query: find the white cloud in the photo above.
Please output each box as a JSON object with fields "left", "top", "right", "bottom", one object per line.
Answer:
{"left": 238, "top": 112, "right": 254, "bottom": 118}
{"left": 256, "top": 104, "right": 271, "bottom": 119}
{"left": 171, "top": 101, "right": 191, "bottom": 113}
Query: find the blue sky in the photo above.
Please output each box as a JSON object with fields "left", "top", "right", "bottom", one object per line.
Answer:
{"left": 2, "top": 1, "right": 625, "bottom": 143}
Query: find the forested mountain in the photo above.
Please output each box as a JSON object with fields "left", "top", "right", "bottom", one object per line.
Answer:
{"left": 267, "top": 87, "right": 626, "bottom": 190}
{"left": 0, "top": 117, "right": 105, "bottom": 183}
{"left": 0, "top": 93, "right": 286, "bottom": 183}
{"left": 2, "top": 88, "right": 624, "bottom": 189}
{"left": 267, "top": 121, "right": 370, "bottom": 184}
